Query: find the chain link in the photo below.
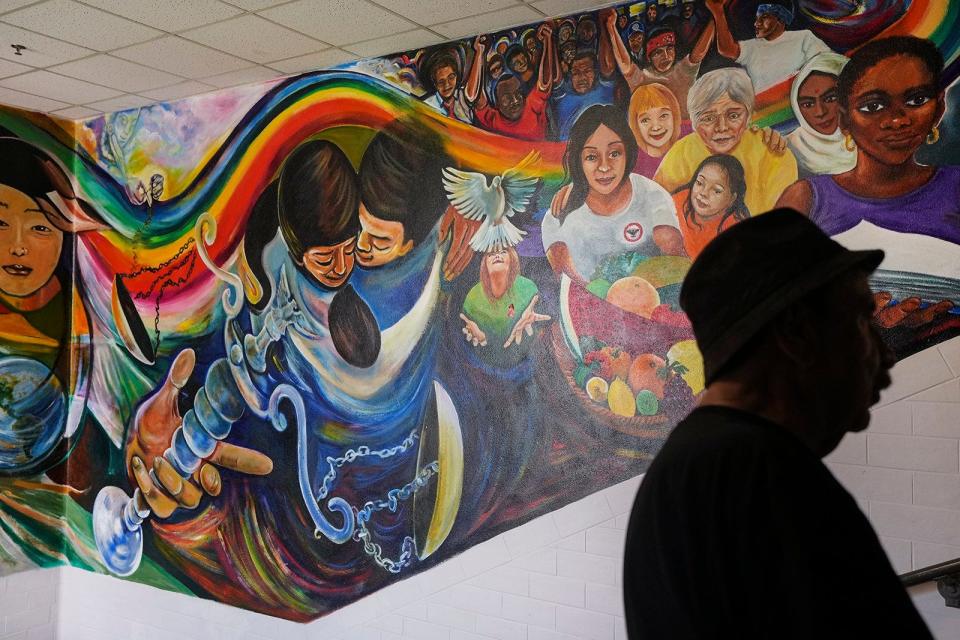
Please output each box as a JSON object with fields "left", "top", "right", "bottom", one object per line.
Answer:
{"left": 313, "top": 427, "right": 439, "bottom": 573}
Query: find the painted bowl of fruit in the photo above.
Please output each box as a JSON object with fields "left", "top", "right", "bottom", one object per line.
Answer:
{"left": 551, "top": 254, "right": 704, "bottom": 434}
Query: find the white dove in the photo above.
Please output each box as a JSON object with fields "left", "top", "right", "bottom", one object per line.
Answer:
{"left": 442, "top": 151, "right": 540, "bottom": 253}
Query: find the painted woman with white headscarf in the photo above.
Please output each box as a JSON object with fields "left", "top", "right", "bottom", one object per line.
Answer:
{"left": 785, "top": 52, "right": 857, "bottom": 177}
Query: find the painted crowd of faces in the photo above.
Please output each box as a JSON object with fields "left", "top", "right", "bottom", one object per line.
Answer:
{"left": 0, "top": 0, "right": 957, "bottom": 623}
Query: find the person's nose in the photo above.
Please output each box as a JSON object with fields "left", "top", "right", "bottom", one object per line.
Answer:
{"left": 10, "top": 228, "right": 26, "bottom": 257}
{"left": 813, "top": 99, "right": 827, "bottom": 118}
{"left": 331, "top": 247, "right": 347, "bottom": 275}
{"left": 598, "top": 155, "right": 611, "bottom": 173}
{"left": 715, "top": 116, "right": 730, "bottom": 132}
{"left": 885, "top": 104, "right": 910, "bottom": 129}
{"left": 357, "top": 231, "right": 372, "bottom": 253}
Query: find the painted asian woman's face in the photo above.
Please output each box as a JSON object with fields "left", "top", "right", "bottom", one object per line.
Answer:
{"left": 356, "top": 202, "right": 412, "bottom": 268}
{"left": 302, "top": 236, "right": 356, "bottom": 289}
{"left": 0, "top": 185, "right": 62, "bottom": 297}
{"left": 695, "top": 92, "right": 749, "bottom": 154}
{"left": 636, "top": 106, "right": 675, "bottom": 150}
{"left": 797, "top": 72, "right": 840, "bottom": 135}
{"left": 843, "top": 55, "right": 944, "bottom": 168}
{"left": 690, "top": 164, "right": 735, "bottom": 219}
{"left": 581, "top": 124, "right": 627, "bottom": 197}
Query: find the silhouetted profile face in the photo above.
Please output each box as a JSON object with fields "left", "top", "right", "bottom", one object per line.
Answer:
{"left": 0, "top": 184, "right": 62, "bottom": 297}
{"left": 495, "top": 76, "right": 525, "bottom": 121}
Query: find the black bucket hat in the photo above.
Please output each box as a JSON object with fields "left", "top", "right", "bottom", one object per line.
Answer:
{"left": 679, "top": 208, "right": 884, "bottom": 385}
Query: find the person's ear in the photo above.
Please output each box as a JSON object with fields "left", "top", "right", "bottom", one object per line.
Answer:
{"left": 397, "top": 238, "right": 414, "bottom": 258}
{"left": 837, "top": 104, "right": 849, "bottom": 133}
{"left": 772, "top": 306, "right": 819, "bottom": 370}
{"left": 935, "top": 89, "right": 946, "bottom": 126}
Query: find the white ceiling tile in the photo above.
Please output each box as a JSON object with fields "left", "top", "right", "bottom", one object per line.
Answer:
{"left": 182, "top": 14, "right": 323, "bottom": 64}
{"left": 138, "top": 79, "right": 215, "bottom": 101}
{"left": 0, "top": 69, "right": 121, "bottom": 102}
{"left": 223, "top": 0, "right": 287, "bottom": 9}
{"left": 0, "top": 0, "right": 44, "bottom": 13}
{"left": 266, "top": 48, "right": 356, "bottom": 74}
{"left": 431, "top": 5, "right": 543, "bottom": 39}
{"left": 371, "top": 0, "right": 522, "bottom": 25}
{"left": 113, "top": 36, "right": 252, "bottom": 78}
{"left": 50, "top": 55, "right": 183, "bottom": 92}
{"left": 201, "top": 64, "right": 280, "bottom": 88}
{"left": 79, "top": 0, "right": 243, "bottom": 32}
{"left": 344, "top": 29, "right": 443, "bottom": 58}
{"left": 2, "top": 0, "right": 162, "bottom": 51}
{"left": 530, "top": 0, "right": 611, "bottom": 18}
{"left": 0, "top": 22, "right": 93, "bottom": 67}
{"left": 85, "top": 93, "right": 155, "bottom": 112}
{"left": 51, "top": 105, "right": 101, "bottom": 120}
{"left": 0, "top": 57, "right": 30, "bottom": 78}
{"left": 0, "top": 86, "right": 68, "bottom": 111}
{"left": 261, "top": 0, "right": 417, "bottom": 47}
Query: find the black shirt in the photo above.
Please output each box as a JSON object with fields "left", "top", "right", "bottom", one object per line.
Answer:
{"left": 623, "top": 406, "right": 932, "bottom": 639}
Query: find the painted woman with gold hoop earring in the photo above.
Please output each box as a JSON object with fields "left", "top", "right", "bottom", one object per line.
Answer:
{"left": 777, "top": 36, "right": 960, "bottom": 248}
{"left": 776, "top": 35, "right": 960, "bottom": 360}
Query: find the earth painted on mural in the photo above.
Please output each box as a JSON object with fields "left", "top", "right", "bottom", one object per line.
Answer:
{"left": 0, "top": 357, "right": 65, "bottom": 472}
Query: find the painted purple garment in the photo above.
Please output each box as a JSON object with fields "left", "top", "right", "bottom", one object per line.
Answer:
{"left": 807, "top": 166, "right": 960, "bottom": 244}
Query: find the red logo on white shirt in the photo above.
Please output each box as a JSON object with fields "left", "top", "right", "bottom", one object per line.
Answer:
{"left": 623, "top": 222, "right": 644, "bottom": 243}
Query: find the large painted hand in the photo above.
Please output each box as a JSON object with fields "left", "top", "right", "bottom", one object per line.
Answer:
{"left": 126, "top": 349, "right": 273, "bottom": 518}
{"left": 549, "top": 184, "right": 572, "bottom": 218}
{"left": 753, "top": 125, "right": 787, "bottom": 154}
{"left": 504, "top": 294, "right": 552, "bottom": 348}
{"left": 459, "top": 313, "right": 488, "bottom": 347}
{"left": 439, "top": 206, "right": 482, "bottom": 281}
{"left": 873, "top": 293, "right": 955, "bottom": 329}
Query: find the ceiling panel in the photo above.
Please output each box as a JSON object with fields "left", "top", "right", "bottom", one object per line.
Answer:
{"left": 201, "top": 64, "right": 279, "bottom": 88}
{"left": 0, "top": 57, "right": 30, "bottom": 78}
{"left": 530, "top": 0, "right": 612, "bottom": 17}
{"left": 0, "top": 85, "right": 68, "bottom": 111}
{"left": 0, "top": 68, "right": 121, "bottom": 103}
{"left": 266, "top": 48, "right": 356, "bottom": 74}
{"left": 260, "top": 0, "right": 417, "bottom": 47}
{"left": 430, "top": 4, "right": 543, "bottom": 39}
{"left": 0, "top": 22, "right": 93, "bottom": 67}
{"left": 344, "top": 28, "right": 443, "bottom": 59}
{"left": 113, "top": 36, "right": 253, "bottom": 79}
{"left": 371, "top": 0, "right": 524, "bottom": 26}
{"left": 139, "top": 79, "right": 216, "bottom": 101}
{"left": 2, "top": 0, "right": 162, "bottom": 51}
{"left": 51, "top": 105, "right": 101, "bottom": 120}
{"left": 0, "top": 0, "right": 44, "bottom": 13}
{"left": 222, "top": 0, "right": 288, "bottom": 9}
{"left": 80, "top": 0, "right": 244, "bottom": 33}
{"left": 85, "top": 93, "right": 155, "bottom": 112}
{"left": 50, "top": 55, "right": 183, "bottom": 93}
{"left": 182, "top": 14, "right": 324, "bottom": 64}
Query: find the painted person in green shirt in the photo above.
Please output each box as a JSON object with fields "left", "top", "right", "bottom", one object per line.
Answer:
{"left": 460, "top": 247, "right": 550, "bottom": 369}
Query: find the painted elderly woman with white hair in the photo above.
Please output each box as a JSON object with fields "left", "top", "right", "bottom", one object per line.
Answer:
{"left": 654, "top": 67, "right": 798, "bottom": 214}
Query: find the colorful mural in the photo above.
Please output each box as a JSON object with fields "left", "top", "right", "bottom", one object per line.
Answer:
{"left": 0, "top": 0, "right": 958, "bottom": 622}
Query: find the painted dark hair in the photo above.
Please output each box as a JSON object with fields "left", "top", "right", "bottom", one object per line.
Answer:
{"left": 681, "top": 154, "right": 750, "bottom": 232}
{"left": 359, "top": 117, "right": 451, "bottom": 247}
{"left": 572, "top": 48, "right": 598, "bottom": 67}
{"left": 559, "top": 104, "right": 639, "bottom": 223}
{"left": 422, "top": 49, "right": 460, "bottom": 92}
{"left": 504, "top": 44, "right": 529, "bottom": 72}
{"left": 837, "top": 36, "right": 944, "bottom": 108}
{"left": 244, "top": 139, "right": 360, "bottom": 308}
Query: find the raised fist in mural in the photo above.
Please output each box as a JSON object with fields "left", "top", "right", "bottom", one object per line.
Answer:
{"left": 126, "top": 349, "right": 273, "bottom": 518}
{"left": 474, "top": 35, "right": 489, "bottom": 54}
{"left": 600, "top": 7, "right": 617, "bottom": 30}
{"left": 537, "top": 21, "right": 553, "bottom": 42}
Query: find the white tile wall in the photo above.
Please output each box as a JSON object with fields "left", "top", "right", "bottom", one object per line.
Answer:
{"left": 2, "top": 338, "right": 959, "bottom": 639}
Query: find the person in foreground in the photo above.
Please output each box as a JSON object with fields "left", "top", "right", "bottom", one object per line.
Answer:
{"left": 623, "top": 208, "right": 932, "bottom": 639}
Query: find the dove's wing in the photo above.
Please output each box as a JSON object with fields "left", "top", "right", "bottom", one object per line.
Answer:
{"left": 442, "top": 167, "right": 498, "bottom": 222}
{"left": 501, "top": 151, "right": 541, "bottom": 216}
